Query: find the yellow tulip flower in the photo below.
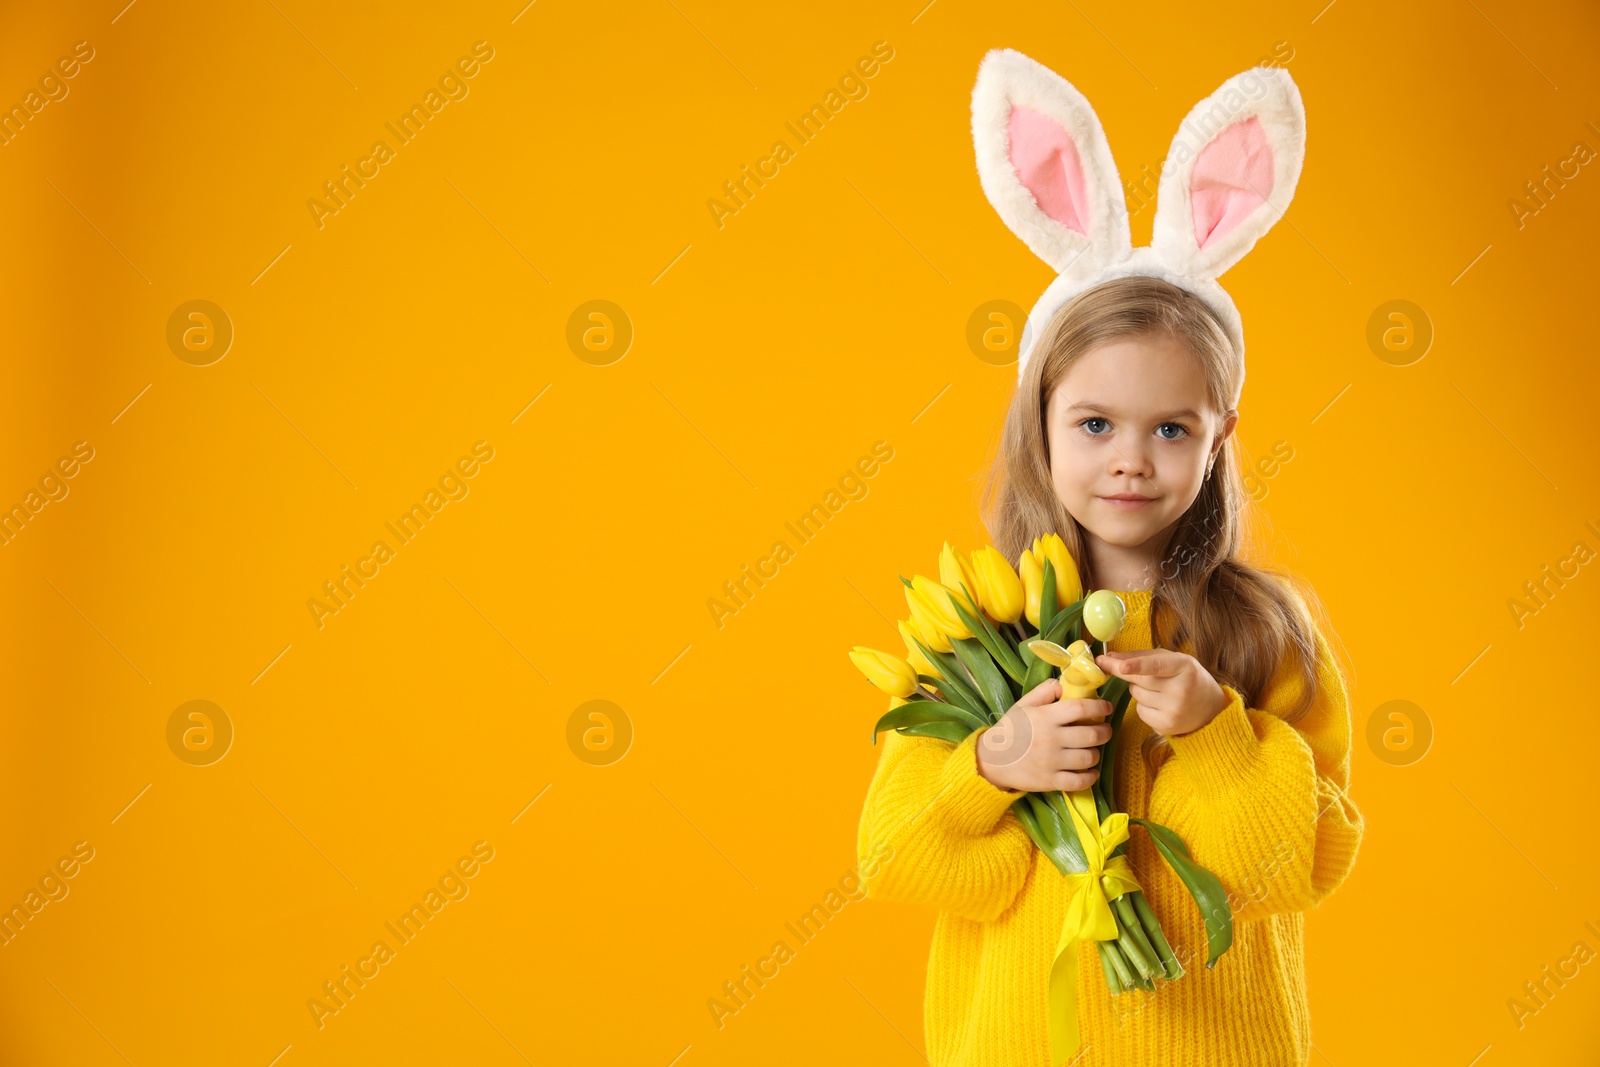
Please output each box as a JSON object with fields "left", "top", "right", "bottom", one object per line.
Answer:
{"left": 907, "top": 575, "right": 973, "bottom": 646}
{"left": 848, "top": 647, "right": 919, "bottom": 698}
{"left": 897, "top": 619, "right": 942, "bottom": 679}
{"left": 1019, "top": 548, "right": 1044, "bottom": 628}
{"left": 906, "top": 592, "right": 953, "bottom": 653}
{"left": 938, "top": 542, "right": 983, "bottom": 616}
{"left": 1036, "top": 532, "right": 1083, "bottom": 607}
{"left": 891, "top": 676, "right": 944, "bottom": 706}
{"left": 971, "top": 546, "right": 1024, "bottom": 623}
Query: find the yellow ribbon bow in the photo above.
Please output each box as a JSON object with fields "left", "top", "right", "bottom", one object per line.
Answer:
{"left": 1047, "top": 789, "right": 1144, "bottom": 1067}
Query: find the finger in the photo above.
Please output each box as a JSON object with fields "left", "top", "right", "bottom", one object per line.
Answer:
{"left": 1015, "top": 677, "right": 1061, "bottom": 708}
{"left": 1053, "top": 746, "right": 1102, "bottom": 772}
{"left": 1051, "top": 698, "right": 1112, "bottom": 725}
{"left": 1056, "top": 722, "right": 1114, "bottom": 749}
{"left": 1099, "top": 653, "right": 1168, "bottom": 680}
{"left": 1098, "top": 651, "right": 1181, "bottom": 679}
{"left": 1123, "top": 682, "right": 1158, "bottom": 707}
{"left": 1052, "top": 768, "right": 1100, "bottom": 792}
{"left": 1131, "top": 698, "right": 1169, "bottom": 725}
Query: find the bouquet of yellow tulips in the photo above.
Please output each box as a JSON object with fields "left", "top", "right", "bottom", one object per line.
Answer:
{"left": 850, "top": 535, "right": 1233, "bottom": 1064}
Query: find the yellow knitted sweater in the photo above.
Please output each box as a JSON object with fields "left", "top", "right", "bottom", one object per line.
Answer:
{"left": 856, "top": 587, "right": 1361, "bottom": 1066}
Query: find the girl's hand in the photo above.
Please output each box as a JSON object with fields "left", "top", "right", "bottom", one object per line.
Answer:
{"left": 975, "top": 678, "right": 1113, "bottom": 794}
{"left": 1095, "top": 650, "right": 1230, "bottom": 738}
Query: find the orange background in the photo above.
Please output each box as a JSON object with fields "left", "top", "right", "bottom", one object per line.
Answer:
{"left": 2, "top": 0, "right": 1598, "bottom": 1063}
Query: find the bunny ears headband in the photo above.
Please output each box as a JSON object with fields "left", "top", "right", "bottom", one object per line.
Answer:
{"left": 972, "top": 49, "right": 1307, "bottom": 392}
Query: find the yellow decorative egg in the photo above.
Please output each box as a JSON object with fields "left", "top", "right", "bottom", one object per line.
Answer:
{"left": 1082, "top": 590, "right": 1127, "bottom": 643}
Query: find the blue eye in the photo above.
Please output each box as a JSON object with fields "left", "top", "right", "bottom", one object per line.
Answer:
{"left": 1078, "top": 417, "right": 1190, "bottom": 441}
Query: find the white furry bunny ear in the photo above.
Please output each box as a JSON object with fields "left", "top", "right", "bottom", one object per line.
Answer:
{"left": 1150, "top": 66, "right": 1306, "bottom": 280}
{"left": 971, "top": 49, "right": 1131, "bottom": 279}
{"left": 971, "top": 53, "right": 1308, "bottom": 389}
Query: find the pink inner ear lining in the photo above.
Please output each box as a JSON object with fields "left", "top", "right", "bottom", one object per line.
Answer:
{"left": 1190, "top": 116, "right": 1274, "bottom": 249}
{"left": 1007, "top": 105, "right": 1091, "bottom": 236}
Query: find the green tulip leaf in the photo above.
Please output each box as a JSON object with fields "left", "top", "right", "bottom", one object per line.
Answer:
{"left": 950, "top": 638, "right": 1014, "bottom": 722}
{"left": 1042, "top": 599, "right": 1085, "bottom": 646}
{"left": 903, "top": 640, "right": 989, "bottom": 721}
{"left": 1021, "top": 653, "right": 1054, "bottom": 694}
{"left": 1130, "top": 817, "right": 1233, "bottom": 967}
{"left": 1040, "top": 559, "right": 1058, "bottom": 634}
{"left": 948, "top": 587, "right": 1029, "bottom": 684}
{"left": 1094, "top": 676, "right": 1132, "bottom": 821}
{"left": 1026, "top": 791, "right": 1088, "bottom": 874}
{"left": 873, "top": 696, "right": 987, "bottom": 740}
{"left": 897, "top": 720, "right": 971, "bottom": 743}
{"left": 1011, "top": 796, "right": 1048, "bottom": 849}
{"left": 1018, "top": 601, "right": 1087, "bottom": 693}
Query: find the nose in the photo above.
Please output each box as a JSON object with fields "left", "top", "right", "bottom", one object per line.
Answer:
{"left": 1108, "top": 441, "right": 1154, "bottom": 480}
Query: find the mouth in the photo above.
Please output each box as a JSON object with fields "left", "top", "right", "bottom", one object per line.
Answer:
{"left": 1100, "top": 494, "right": 1156, "bottom": 509}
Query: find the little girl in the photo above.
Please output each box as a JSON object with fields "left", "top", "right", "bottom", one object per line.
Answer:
{"left": 856, "top": 52, "right": 1360, "bottom": 1067}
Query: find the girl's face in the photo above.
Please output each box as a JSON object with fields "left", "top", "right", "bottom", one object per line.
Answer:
{"left": 1043, "top": 331, "right": 1237, "bottom": 588}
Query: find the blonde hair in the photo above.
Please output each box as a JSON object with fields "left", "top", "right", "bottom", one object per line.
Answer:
{"left": 978, "top": 276, "right": 1340, "bottom": 764}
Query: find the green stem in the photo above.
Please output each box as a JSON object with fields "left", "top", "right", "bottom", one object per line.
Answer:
{"left": 1020, "top": 794, "right": 1083, "bottom": 878}
{"left": 1114, "top": 895, "right": 1158, "bottom": 965}
{"left": 1096, "top": 940, "right": 1124, "bottom": 995}
{"left": 1131, "top": 891, "right": 1183, "bottom": 980}
{"left": 1025, "top": 793, "right": 1062, "bottom": 846}
{"left": 1011, "top": 796, "right": 1047, "bottom": 849}
{"left": 1113, "top": 907, "right": 1158, "bottom": 980}
{"left": 1101, "top": 935, "right": 1136, "bottom": 992}
{"left": 1035, "top": 791, "right": 1088, "bottom": 872}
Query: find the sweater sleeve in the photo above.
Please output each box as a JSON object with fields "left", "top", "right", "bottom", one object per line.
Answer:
{"left": 1147, "top": 609, "right": 1363, "bottom": 922}
{"left": 856, "top": 711, "right": 1037, "bottom": 923}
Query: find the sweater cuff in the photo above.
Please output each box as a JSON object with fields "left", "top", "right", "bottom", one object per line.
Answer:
{"left": 1166, "top": 684, "right": 1262, "bottom": 801}
{"left": 935, "top": 728, "right": 1029, "bottom": 835}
